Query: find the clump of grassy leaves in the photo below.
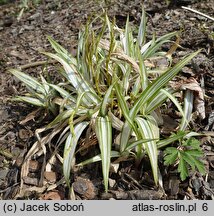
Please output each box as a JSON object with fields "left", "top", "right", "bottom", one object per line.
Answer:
{"left": 9, "top": 9, "right": 205, "bottom": 193}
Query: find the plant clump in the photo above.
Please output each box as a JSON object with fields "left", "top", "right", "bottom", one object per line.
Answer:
{"left": 9, "top": 9, "right": 205, "bottom": 195}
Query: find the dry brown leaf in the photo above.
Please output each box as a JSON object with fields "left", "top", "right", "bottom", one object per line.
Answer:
{"left": 19, "top": 108, "right": 40, "bottom": 125}
{"left": 166, "top": 35, "right": 180, "bottom": 59}
{"left": 144, "top": 59, "right": 155, "bottom": 68}
{"left": 146, "top": 56, "right": 169, "bottom": 70}
{"left": 99, "top": 39, "right": 141, "bottom": 73}
{"left": 169, "top": 78, "right": 205, "bottom": 120}
{"left": 20, "top": 121, "right": 68, "bottom": 192}
{"left": 9, "top": 50, "right": 29, "bottom": 60}
{"left": 181, "top": 78, "right": 205, "bottom": 119}
{"left": 18, "top": 128, "right": 33, "bottom": 140}
{"left": 78, "top": 133, "right": 98, "bottom": 155}
{"left": 40, "top": 190, "right": 64, "bottom": 200}
{"left": 112, "top": 52, "right": 140, "bottom": 73}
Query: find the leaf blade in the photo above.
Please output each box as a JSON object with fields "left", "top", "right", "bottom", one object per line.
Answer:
{"left": 95, "top": 116, "right": 112, "bottom": 192}
{"left": 135, "top": 116, "right": 158, "bottom": 185}
{"left": 63, "top": 121, "right": 89, "bottom": 186}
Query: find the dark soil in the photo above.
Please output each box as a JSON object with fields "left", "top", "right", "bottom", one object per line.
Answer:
{"left": 0, "top": 0, "right": 214, "bottom": 200}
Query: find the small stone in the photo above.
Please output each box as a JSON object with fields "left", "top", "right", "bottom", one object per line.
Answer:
{"left": 18, "top": 129, "right": 33, "bottom": 140}
{"left": 44, "top": 171, "right": 57, "bottom": 183}
{"left": 109, "top": 178, "right": 116, "bottom": 188}
{"left": 0, "top": 169, "right": 9, "bottom": 180}
{"left": 23, "top": 176, "right": 39, "bottom": 186}
{"left": 73, "top": 177, "right": 97, "bottom": 199}
{"left": 29, "top": 160, "right": 41, "bottom": 172}
{"left": 110, "top": 163, "right": 119, "bottom": 173}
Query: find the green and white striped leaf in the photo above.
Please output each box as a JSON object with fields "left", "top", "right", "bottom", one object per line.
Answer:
{"left": 131, "top": 76, "right": 141, "bottom": 97}
{"left": 47, "top": 109, "right": 74, "bottom": 128}
{"left": 77, "top": 151, "right": 120, "bottom": 166}
{"left": 137, "top": 45, "right": 148, "bottom": 91}
{"left": 120, "top": 50, "right": 200, "bottom": 151}
{"left": 142, "top": 31, "right": 178, "bottom": 58}
{"left": 47, "top": 36, "right": 77, "bottom": 65}
{"left": 135, "top": 116, "right": 158, "bottom": 185}
{"left": 157, "top": 131, "right": 186, "bottom": 148}
{"left": 141, "top": 40, "right": 152, "bottom": 55}
{"left": 40, "top": 75, "right": 50, "bottom": 94}
{"left": 115, "top": 83, "right": 137, "bottom": 135}
{"left": 123, "top": 15, "right": 133, "bottom": 56}
{"left": 95, "top": 116, "right": 112, "bottom": 192}
{"left": 108, "top": 110, "right": 124, "bottom": 131}
{"left": 42, "top": 52, "right": 100, "bottom": 105}
{"left": 146, "top": 115, "right": 159, "bottom": 140}
{"left": 160, "top": 89, "right": 186, "bottom": 119}
{"left": 120, "top": 123, "right": 133, "bottom": 153}
{"left": 180, "top": 90, "right": 193, "bottom": 131}
{"left": 125, "top": 138, "right": 158, "bottom": 152}
{"left": 48, "top": 84, "right": 76, "bottom": 103}
{"left": 133, "top": 51, "right": 200, "bottom": 115}
{"left": 100, "top": 84, "right": 114, "bottom": 117}
{"left": 137, "top": 7, "right": 146, "bottom": 47}
{"left": 9, "top": 69, "right": 46, "bottom": 95}
{"left": 145, "top": 87, "right": 175, "bottom": 114}
{"left": 63, "top": 121, "right": 89, "bottom": 186}
{"left": 13, "top": 96, "right": 45, "bottom": 107}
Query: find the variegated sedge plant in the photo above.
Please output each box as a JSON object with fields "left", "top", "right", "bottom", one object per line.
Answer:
{"left": 9, "top": 9, "right": 204, "bottom": 193}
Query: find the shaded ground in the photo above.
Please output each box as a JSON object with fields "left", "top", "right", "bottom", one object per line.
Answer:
{"left": 0, "top": 0, "right": 214, "bottom": 199}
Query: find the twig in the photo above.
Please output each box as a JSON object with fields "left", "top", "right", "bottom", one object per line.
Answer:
{"left": 182, "top": 6, "right": 214, "bottom": 21}
{"left": 0, "top": 183, "right": 20, "bottom": 193}
{"left": 18, "top": 60, "right": 57, "bottom": 70}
